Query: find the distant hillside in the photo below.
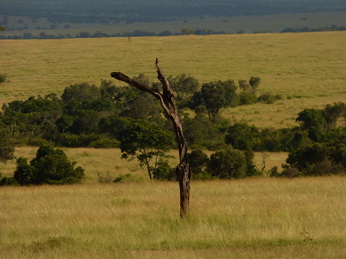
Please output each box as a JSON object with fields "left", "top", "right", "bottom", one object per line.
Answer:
{"left": 1, "top": 0, "right": 346, "bottom": 24}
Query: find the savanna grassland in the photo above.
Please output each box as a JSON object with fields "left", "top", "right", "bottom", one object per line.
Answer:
{"left": 1, "top": 32, "right": 346, "bottom": 128}
{"left": 1, "top": 177, "right": 345, "bottom": 258}
{"left": 1, "top": 32, "right": 346, "bottom": 258}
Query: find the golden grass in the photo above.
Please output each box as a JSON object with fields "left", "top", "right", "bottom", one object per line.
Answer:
{"left": 1, "top": 32, "right": 346, "bottom": 128}
{"left": 1, "top": 177, "right": 345, "bottom": 258}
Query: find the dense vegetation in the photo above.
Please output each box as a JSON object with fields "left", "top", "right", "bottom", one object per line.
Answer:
{"left": 0, "top": 145, "right": 84, "bottom": 186}
{"left": 2, "top": 25, "right": 346, "bottom": 40}
{"left": 0, "top": 73, "right": 344, "bottom": 183}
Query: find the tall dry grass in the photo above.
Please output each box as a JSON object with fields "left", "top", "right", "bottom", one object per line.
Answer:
{"left": 1, "top": 177, "right": 345, "bottom": 258}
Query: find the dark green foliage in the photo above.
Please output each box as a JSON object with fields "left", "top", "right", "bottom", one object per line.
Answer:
{"left": 188, "top": 149, "right": 210, "bottom": 179}
{"left": 1, "top": 94, "right": 62, "bottom": 142}
{"left": 208, "top": 148, "right": 247, "bottom": 179}
{"left": 184, "top": 111, "right": 226, "bottom": 150}
{"left": 190, "top": 80, "right": 238, "bottom": 122}
{"left": 243, "top": 149, "right": 260, "bottom": 177}
{"left": 296, "top": 108, "right": 327, "bottom": 141}
{"left": 0, "top": 128, "right": 15, "bottom": 163}
{"left": 237, "top": 77, "right": 261, "bottom": 105}
{"left": 13, "top": 157, "right": 34, "bottom": 185}
{"left": 286, "top": 141, "right": 346, "bottom": 176}
{"left": 120, "top": 91, "right": 162, "bottom": 120}
{"left": 0, "top": 74, "right": 7, "bottom": 83}
{"left": 13, "top": 145, "right": 84, "bottom": 185}
{"left": 55, "top": 115, "right": 74, "bottom": 133}
{"left": 225, "top": 123, "right": 260, "bottom": 150}
{"left": 153, "top": 161, "right": 176, "bottom": 181}
{"left": 0, "top": 176, "right": 19, "bottom": 186}
{"left": 168, "top": 74, "right": 200, "bottom": 107}
{"left": 88, "top": 137, "right": 120, "bottom": 148}
{"left": 119, "top": 119, "right": 174, "bottom": 179}
{"left": 323, "top": 102, "right": 346, "bottom": 131}
{"left": 257, "top": 92, "right": 282, "bottom": 104}
{"left": 249, "top": 77, "right": 261, "bottom": 89}
{"left": 61, "top": 83, "right": 101, "bottom": 107}
{"left": 68, "top": 110, "right": 102, "bottom": 134}
{"left": 238, "top": 91, "right": 257, "bottom": 105}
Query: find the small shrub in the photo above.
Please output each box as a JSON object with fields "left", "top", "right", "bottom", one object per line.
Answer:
{"left": 238, "top": 91, "right": 257, "bottom": 105}
{"left": 208, "top": 148, "right": 247, "bottom": 179}
{"left": 0, "top": 176, "right": 19, "bottom": 186}
{"left": 14, "top": 145, "right": 84, "bottom": 185}
{"left": 268, "top": 166, "right": 280, "bottom": 177}
{"left": 257, "top": 92, "right": 282, "bottom": 104}
{"left": 0, "top": 74, "right": 7, "bottom": 83}
{"left": 153, "top": 161, "right": 176, "bottom": 181}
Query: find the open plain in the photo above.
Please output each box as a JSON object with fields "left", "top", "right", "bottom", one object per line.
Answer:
{"left": 1, "top": 32, "right": 346, "bottom": 128}
{"left": 1, "top": 32, "right": 346, "bottom": 257}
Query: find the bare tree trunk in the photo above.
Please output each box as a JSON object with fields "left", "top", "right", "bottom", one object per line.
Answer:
{"left": 111, "top": 59, "right": 192, "bottom": 217}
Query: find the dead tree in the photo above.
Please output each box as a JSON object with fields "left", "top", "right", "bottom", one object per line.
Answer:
{"left": 110, "top": 59, "right": 192, "bottom": 218}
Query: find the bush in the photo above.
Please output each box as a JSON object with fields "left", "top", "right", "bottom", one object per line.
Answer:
{"left": 0, "top": 128, "right": 15, "bottom": 163}
{"left": 0, "top": 74, "right": 7, "bottom": 83}
{"left": 286, "top": 142, "right": 346, "bottom": 176}
{"left": 188, "top": 149, "right": 211, "bottom": 179}
{"left": 225, "top": 123, "right": 260, "bottom": 150}
{"left": 14, "top": 145, "right": 84, "bottom": 185}
{"left": 257, "top": 92, "right": 282, "bottom": 104}
{"left": 208, "top": 148, "right": 247, "bottom": 179}
{"left": 184, "top": 115, "right": 226, "bottom": 150}
{"left": 0, "top": 176, "right": 19, "bottom": 186}
{"left": 153, "top": 161, "right": 176, "bottom": 181}
{"left": 238, "top": 91, "right": 257, "bottom": 105}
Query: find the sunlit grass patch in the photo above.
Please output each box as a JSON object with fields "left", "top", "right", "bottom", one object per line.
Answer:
{"left": 1, "top": 177, "right": 345, "bottom": 257}
{"left": 1, "top": 32, "right": 346, "bottom": 128}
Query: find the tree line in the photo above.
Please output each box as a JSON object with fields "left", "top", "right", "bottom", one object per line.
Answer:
{"left": 2, "top": 25, "right": 346, "bottom": 40}
{"left": 0, "top": 74, "right": 345, "bottom": 185}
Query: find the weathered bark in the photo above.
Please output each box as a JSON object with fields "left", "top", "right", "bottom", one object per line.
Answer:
{"left": 111, "top": 59, "right": 191, "bottom": 217}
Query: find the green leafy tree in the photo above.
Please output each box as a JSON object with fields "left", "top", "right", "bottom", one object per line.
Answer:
{"left": 1, "top": 95, "right": 62, "bottom": 141}
{"left": 191, "top": 80, "right": 238, "bottom": 122}
{"left": 225, "top": 123, "right": 260, "bottom": 150}
{"left": 13, "top": 157, "right": 33, "bottom": 185}
{"left": 119, "top": 119, "right": 174, "bottom": 179}
{"left": 120, "top": 91, "right": 162, "bottom": 120}
{"left": 208, "top": 148, "right": 247, "bottom": 179}
{"left": 249, "top": 77, "right": 261, "bottom": 91}
{"left": 184, "top": 112, "right": 225, "bottom": 150}
{"left": 0, "top": 128, "right": 15, "bottom": 163}
{"left": 62, "top": 83, "right": 101, "bottom": 105}
{"left": 188, "top": 149, "right": 210, "bottom": 179}
{"left": 323, "top": 102, "right": 346, "bottom": 131}
{"left": 168, "top": 74, "right": 199, "bottom": 106}
{"left": 296, "top": 109, "right": 327, "bottom": 141}
{"left": 14, "top": 145, "right": 84, "bottom": 185}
